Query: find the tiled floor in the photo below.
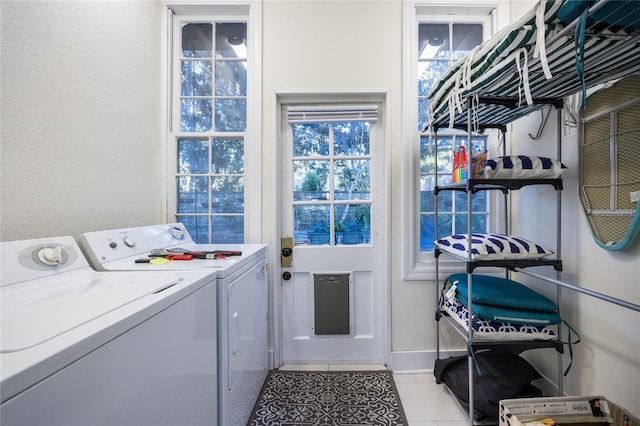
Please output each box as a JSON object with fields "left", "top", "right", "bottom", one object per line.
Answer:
{"left": 280, "top": 364, "right": 468, "bottom": 426}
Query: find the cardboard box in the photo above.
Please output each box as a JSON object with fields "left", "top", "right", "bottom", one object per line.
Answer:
{"left": 500, "top": 396, "right": 639, "bottom": 426}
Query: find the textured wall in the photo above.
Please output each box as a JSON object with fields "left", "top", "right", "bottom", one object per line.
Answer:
{"left": 1, "top": 1, "right": 163, "bottom": 241}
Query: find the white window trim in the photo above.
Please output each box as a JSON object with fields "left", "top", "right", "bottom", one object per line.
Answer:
{"left": 161, "top": 1, "right": 262, "bottom": 243}
{"left": 402, "top": 1, "right": 510, "bottom": 281}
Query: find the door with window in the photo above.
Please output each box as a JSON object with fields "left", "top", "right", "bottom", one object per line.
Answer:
{"left": 279, "top": 101, "right": 388, "bottom": 364}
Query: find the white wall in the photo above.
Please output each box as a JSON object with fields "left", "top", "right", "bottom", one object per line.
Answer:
{"left": 0, "top": 1, "right": 163, "bottom": 240}
{"left": 1, "top": 0, "right": 639, "bottom": 414}
{"left": 510, "top": 111, "right": 640, "bottom": 412}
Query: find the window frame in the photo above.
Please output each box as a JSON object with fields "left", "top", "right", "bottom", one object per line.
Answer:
{"left": 402, "top": 1, "right": 509, "bottom": 280}
{"left": 162, "top": 2, "right": 262, "bottom": 243}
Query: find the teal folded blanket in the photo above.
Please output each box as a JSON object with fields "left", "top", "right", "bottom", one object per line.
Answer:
{"left": 448, "top": 273, "right": 557, "bottom": 312}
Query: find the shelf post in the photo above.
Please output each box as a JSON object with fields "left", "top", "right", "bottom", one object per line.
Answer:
{"left": 466, "top": 95, "right": 475, "bottom": 425}
{"left": 556, "top": 106, "right": 564, "bottom": 396}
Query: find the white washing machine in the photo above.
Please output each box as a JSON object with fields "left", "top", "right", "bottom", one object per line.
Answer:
{"left": 78, "top": 223, "right": 268, "bottom": 426}
{"left": 0, "top": 235, "right": 218, "bottom": 426}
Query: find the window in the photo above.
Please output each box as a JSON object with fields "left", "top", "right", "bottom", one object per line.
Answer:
{"left": 165, "top": 4, "right": 260, "bottom": 244}
{"left": 403, "top": 2, "right": 507, "bottom": 279}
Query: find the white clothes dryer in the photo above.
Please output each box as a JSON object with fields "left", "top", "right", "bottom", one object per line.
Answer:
{"left": 0, "top": 236, "right": 218, "bottom": 426}
{"left": 78, "top": 223, "right": 268, "bottom": 426}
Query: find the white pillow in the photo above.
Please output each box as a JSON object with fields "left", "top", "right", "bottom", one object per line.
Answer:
{"left": 436, "top": 233, "right": 554, "bottom": 260}
{"left": 484, "top": 155, "right": 567, "bottom": 179}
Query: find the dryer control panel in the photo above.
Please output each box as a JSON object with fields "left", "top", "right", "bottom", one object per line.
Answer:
{"left": 78, "top": 223, "right": 192, "bottom": 266}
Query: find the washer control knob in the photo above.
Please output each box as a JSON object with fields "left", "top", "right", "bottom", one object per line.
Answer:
{"left": 171, "top": 227, "right": 186, "bottom": 240}
{"left": 38, "top": 246, "right": 62, "bottom": 265}
{"left": 109, "top": 241, "right": 118, "bottom": 249}
{"left": 124, "top": 235, "right": 136, "bottom": 247}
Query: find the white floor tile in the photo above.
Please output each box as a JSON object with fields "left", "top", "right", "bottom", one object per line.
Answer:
{"left": 329, "top": 364, "right": 387, "bottom": 371}
{"left": 395, "top": 378, "right": 466, "bottom": 423}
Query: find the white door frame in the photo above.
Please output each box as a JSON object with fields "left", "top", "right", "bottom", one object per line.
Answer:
{"left": 270, "top": 90, "right": 391, "bottom": 368}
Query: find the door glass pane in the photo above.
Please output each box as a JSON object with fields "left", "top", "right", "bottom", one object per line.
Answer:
{"left": 334, "top": 159, "right": 370, "bottom": 201}
{"left": 293, "top": 160, "right": 329, "bottom": 201}
{"left": 294, "top": 205, "right": 330, "bottom": 245}
{"left": 293, "top": 123, "right": 330, "bottom": 156}
{"left": 335, "top": 204, "right": 370, "bottom": 245}
{"left": 334, "top": 122, "right": 370, "bottom": 155}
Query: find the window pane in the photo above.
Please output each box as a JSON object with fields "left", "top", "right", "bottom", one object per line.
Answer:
{"left": 454, "top": 213, "right": 468, "bottom": 234}
{"left": 215, "top": 61, "right": 247, "bottom": 96}
{"left": 293, "top": 160, "right": 329, "bottom": 201}
{"left": 179, "top": 215, "right": 210, "bottom": 243}
{"left": 452, "top": 213, "right": 487, "bottom": 234}
{"left": 452, "top": 23, "right": 482, "bottom": 59}
{"left": 210, "top": 176, "right": 244, "bottom": 213}
{"left": 436, "top": 191, "right": 452, "bottom": 212}
{"left": 334, "top": 122, "right": 370, "bottom": 155}
{"left": 294, "top": 205, "right": 330, "bottom": 246}
{"left": 455, "top": 191, "right": 487, "bottom": 212}
{"left": 437, "top": 213, "right": 453, "bottom": 238}
{"left": 178, "top": 138, "right": 209, "bottom": 174}
{"left": 418, "top": 23, "right": 449, "bottom": 59}
{"left": 181, "top": 61, "right": 212, "bottom": 97}
{"left": 420, "top": 214, "right": 435, "bottom": 251}
{"left": 293, "top": 123, "right": 330, "bottom": 157}
{"left": 334, "top": 159, "right": 370, "bottom": 201}
{"left": 418, "top": 99, "right": 430, "bottom": 132}
{"left": 182, "top": 23, "right": 212, "bottom": 58}
{"left": 212, "top": 215, "right": 244, "bottom": 243}
{"left": 215, "top": 23, "right": 247, "bottom": 59}
{"left": 436, "top": 136, "right": 456, "bottom": 173}
{"left": 335, "top": 204, "right": 370, "bottom": 245}
{"left": 215, "top": 98, "right": 246, "bottom": 131}
{"left": 420, "top": 187, "right": 434, "bottom": 212}
{"left": 177, "top": 176, "right": 208, "bottom": 213}
{"left": 418, "top": 61, "right": 450, "bottom": 96}
{"left": 181, "top": 99, "right": 212, "bottom": 132}
{"left": 420, "top": 136, "right": 435, "bottom": 174}
{"left": 212, "top": 138, "right": 244, "bottom": 174}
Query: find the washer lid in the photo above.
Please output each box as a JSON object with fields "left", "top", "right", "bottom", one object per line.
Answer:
{"left": 0, "top": 271, "right": 181, "bottom": 353}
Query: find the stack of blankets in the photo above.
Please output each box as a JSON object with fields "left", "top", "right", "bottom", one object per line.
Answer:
{"left": 435, "top": 273, "right": 565, "bottom": 421}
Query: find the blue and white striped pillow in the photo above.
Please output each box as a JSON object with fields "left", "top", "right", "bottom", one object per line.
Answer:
{"left": 436, "top": 233, "right": 553, "bottom": 260}
{"left": 484, "top": 155, "right": 567, "bottom": 179}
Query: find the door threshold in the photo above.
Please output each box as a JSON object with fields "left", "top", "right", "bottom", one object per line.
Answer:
{"left": 279, "top": 363, "right": 387, "bottom": 371}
